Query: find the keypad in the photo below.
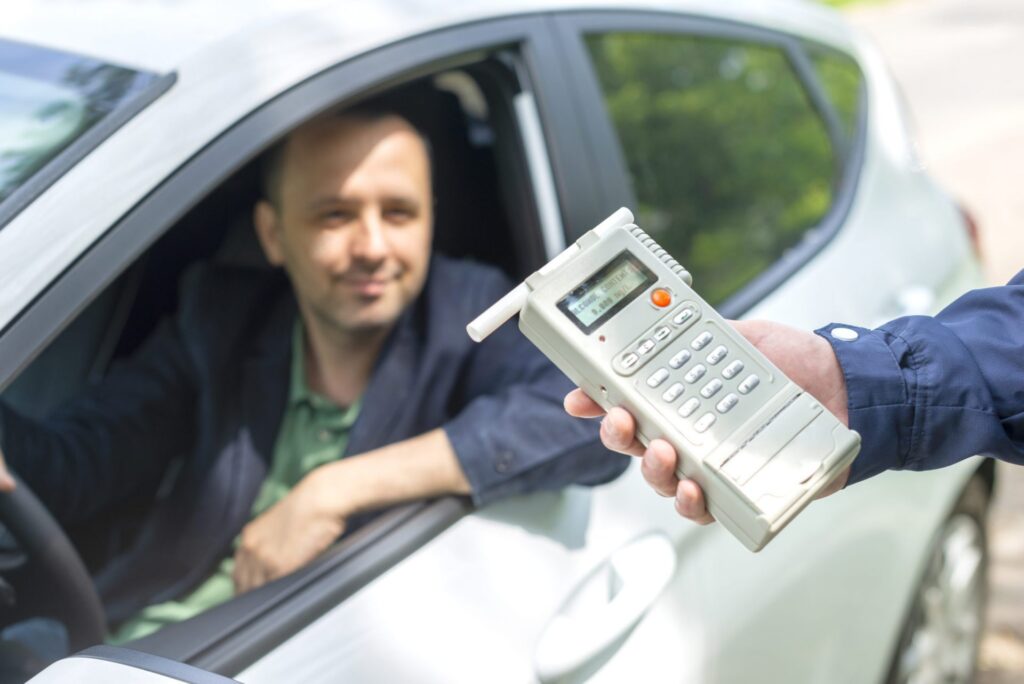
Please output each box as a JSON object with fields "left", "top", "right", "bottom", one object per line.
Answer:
{"left": 706, "top": 345, "right": 728, "bottom": 365}
{"left": 738, "top": 374, "right": 760, "bottom": 394}
{"left": 633, "top": 321, "right": 762, "bottom": 439}
{"left": 684, "top": 364, "right": 707, "bottom": 384}
{"left": 647, "top": 368, "right": 670, "bottom": 388}
{"left": 694, "top": 413, "right": 717, "bottom": 433}
{"left": 668, "top": 349, "right": 692, "bottom": 369}
{"left": 691, "top": 332, "right": 714, "bottom": 350}
{"left": 678, "top": 397, "right": 700, "bottom": 418}
{"left": 661, "top": 383, "right": 685, "bottom": 402}
{"left": 716, "top": 393, "right": 739, "bottom": 414}
{"left": 700, "top": 378, "right": 723, "bottom": 399}
{"left": 613, "top": 302, "right": 701, "bottom": 376}
{"left": 722, "top": 360, "right": 744, "bottom": 379}
{"left": 673, "top": 308, "right": 695, "bottom": 326}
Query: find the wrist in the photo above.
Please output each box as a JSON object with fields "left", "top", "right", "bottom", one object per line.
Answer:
{"left": 302, "top": 460, "right": 369, "bottom": 520}
{"left": 812, "top": 333, "right": 849, "bottom": 426}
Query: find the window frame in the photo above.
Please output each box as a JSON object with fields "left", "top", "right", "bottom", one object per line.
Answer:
{"left": 548, "top": 10, "right": 868, "bottom": 318}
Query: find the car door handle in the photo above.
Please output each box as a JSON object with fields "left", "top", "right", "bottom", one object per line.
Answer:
{"left": 533, "top": 532, "right": 677, "bottom": 683}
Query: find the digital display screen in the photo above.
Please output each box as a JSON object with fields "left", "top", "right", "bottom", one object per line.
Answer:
{"left": 557, "top": 251, "right": 656, "bottom": 334}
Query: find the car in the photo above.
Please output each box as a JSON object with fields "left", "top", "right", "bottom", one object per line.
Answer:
{"left": 0, "top": 0, "right": 991, "bottom": 682}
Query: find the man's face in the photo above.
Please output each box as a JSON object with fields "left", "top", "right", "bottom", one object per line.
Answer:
{"left": 254, "top": 115, "right": 433, "bottom": 337}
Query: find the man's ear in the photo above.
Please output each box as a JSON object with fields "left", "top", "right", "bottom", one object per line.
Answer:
{"left": 253, "top": 200, "right": 285, "bottom": 267}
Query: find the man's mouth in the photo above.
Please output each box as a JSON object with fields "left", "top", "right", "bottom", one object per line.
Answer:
{"left": 340, "top": 273, "right": 398, "bottom": 297}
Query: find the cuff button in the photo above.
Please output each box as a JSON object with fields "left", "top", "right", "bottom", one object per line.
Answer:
{"left": 830, "top": 327, "right": 859, "bottom": 342}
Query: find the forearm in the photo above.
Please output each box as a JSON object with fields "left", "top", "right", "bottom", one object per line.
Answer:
{"left": 308, "top": 428, "right": 471, "bottom": 519}
{"left": 818, "top": 270, "right": 1024, "bottom": 483}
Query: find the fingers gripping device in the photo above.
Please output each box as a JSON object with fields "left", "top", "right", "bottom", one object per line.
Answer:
{"left": 467, "top": 208, "right": 860, "bottom": 551}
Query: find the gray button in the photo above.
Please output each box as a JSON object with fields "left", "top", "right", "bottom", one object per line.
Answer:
{"left": 738, "top": 374, "right": 760, "bottom": 394}
{"left": 678, "top": 397, "right": 701, "bottom": 418}
{"left": 622, "top": 353, "right": 639, "bottom": 369}
{"left": 318, "top": 429, "right": 332, "bottom": 443}
{"left": 637, "top": 339, "right": 656, "bottom": 355}
{"left": 694, "top": 412, "right": 717, "bottom": 433}
{"left": 831, "top": 327, "right": 859, "bottom": 342}
{"left": 706, "top": 345, "right": 728, "bottom": 365}
{"left": 668, "top": 349, "right": 692, "bottom": 369}
{"left": 654, "top": 326, "right": 671, "bottom": 341}
{"left": 716, "top": 393, "right": 740, "bottom": 413}
{"left": 691, "top": 331, "right": 714, "bottom": 350}
{"left": 700, "top": 378, "right": 724, "bottom": 399}
{"left": 722, "top": 360, "right": 744, "bottom": 379}
{"left": 647, "top": 368, "right": 670, "bottom": 388}
{"left": 673, "top": 308, "right": 695, "bottom": 325}
{"left": 661, "top": 382, "right": 685, "bottom": 402}
{"left": 684, "top": 364, "right": 707, "bottom": 384}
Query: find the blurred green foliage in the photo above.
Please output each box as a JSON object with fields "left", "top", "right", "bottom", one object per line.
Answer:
{"left": 806, "top": 44, "right": 863, "bottom": 146}
{"left": 586, "top": 33, "right": 861, "bottom": 305}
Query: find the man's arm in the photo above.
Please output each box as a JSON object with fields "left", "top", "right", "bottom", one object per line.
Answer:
{"left": 0, "top": 317, "right": 199, "bottom": 523}
{"left": 233, "top": 428, "right": 469, "bottom": 592}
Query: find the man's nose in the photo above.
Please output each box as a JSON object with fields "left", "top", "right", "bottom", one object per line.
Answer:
{"left": 351, "top": 211, "right": 389, "bottom": 262}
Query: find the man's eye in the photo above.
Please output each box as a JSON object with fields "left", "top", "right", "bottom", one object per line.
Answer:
{"left": 384, "top": 208, "right": 414, "bottom": 222}
{"left": 322, "top": 210, "right": 355, "bottom": 223}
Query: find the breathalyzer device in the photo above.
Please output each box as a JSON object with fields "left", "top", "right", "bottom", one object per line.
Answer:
{"left": 467, "top": 208, "right": 860, "bottom": 551}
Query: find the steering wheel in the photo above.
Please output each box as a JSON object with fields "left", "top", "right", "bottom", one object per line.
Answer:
{"left": 0, "top": 473, "right": 106, "bottom": 653}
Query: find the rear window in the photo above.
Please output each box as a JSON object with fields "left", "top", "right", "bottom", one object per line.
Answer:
{"left": 0, "top": 38, "right": 160, "bottom": 207}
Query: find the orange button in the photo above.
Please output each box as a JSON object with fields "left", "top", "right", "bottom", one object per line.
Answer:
{"left": 651, "top": 288, "right": 672, "bottom": 308}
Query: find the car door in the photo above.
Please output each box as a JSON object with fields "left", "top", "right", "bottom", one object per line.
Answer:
{"left": 225, "top": 10, "right": 902, "bottom": 684}
{"left": 537, "top": 10, "right": 987, "bottom": 684}
{"left": 198, "top": 17, "right": 706, "bottom": 684}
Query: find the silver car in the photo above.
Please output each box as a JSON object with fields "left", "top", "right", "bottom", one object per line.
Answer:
{"left": 0, "top": 0, "right": 989, "bottom": 682}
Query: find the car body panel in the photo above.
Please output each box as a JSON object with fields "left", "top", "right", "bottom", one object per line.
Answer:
{"left": 0, "top": 2, "right": 987, "bottom": 682}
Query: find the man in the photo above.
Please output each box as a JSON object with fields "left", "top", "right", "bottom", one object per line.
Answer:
{"left": 0, "top": 106, "right": 627, "bottom": 639}
{"left": 566, "top": 271, "right": 1024, "bottom": 523}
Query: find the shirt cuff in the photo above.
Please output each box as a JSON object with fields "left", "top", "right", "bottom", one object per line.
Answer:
{"left": 443, "top": 415, "right": 513, "bottom": 507}
{"left": 814, "top": 324, "right": 917, "bottom": 485}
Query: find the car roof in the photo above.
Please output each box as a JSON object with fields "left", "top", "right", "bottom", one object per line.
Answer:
{"left": 3, "top": 0, "right": 854, "bottom": 73}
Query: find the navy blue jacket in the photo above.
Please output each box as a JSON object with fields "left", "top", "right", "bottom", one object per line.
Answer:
{"left": 815, "top": 269, "right": 1024, "bottom": 484}
{"left": 0, "top": 255, "right": 627, "bottom": 623}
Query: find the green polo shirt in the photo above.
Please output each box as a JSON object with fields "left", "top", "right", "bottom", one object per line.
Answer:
{"left": 110, "top": 321, "right": 360, "bottom": 644}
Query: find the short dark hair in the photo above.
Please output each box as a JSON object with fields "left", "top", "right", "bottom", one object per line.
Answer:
{"left": 259, "top": 99, "right": 433, "bottom": 208}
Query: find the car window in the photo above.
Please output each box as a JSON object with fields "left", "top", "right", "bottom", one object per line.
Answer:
{"left": 0, "top": 52, "right": 545, "bottom": 660}
{"left": 805, "top": 42, "right": 864, "bottom": 150}
{"left": 584, "top": 32, "right": 841, "bottom": 305}
{"left": 0, "top": 38, "right": 159, "bottom": 208}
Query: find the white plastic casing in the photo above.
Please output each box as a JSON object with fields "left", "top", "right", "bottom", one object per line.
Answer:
{"left": 468, "top": 208, "right": 860, "bottom": 551}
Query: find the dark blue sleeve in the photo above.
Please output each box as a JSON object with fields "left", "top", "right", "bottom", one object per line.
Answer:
{"left": 442, "top": 267, "right": 629, "bottom": 506}
{"left": 814, "top": 269, "right": 1024, "bottom": 485}
{"left": 0, "top": 310, "right": 200, "bottom": 524}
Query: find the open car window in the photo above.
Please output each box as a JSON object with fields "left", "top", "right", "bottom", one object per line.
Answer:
{"left": 0, "top": 33, "right": 552, "bottom": 676}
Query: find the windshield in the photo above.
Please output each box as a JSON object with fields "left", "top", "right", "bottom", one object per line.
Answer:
{"left": 0, "top": 38, "right": 160, "bottom": 206}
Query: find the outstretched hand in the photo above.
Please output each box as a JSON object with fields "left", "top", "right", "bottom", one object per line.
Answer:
{"left": 0, "top": 447, "right": 15, "bottom": 492}
{"left": 564, "top": 320, "right": 851, "bottom": 525}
